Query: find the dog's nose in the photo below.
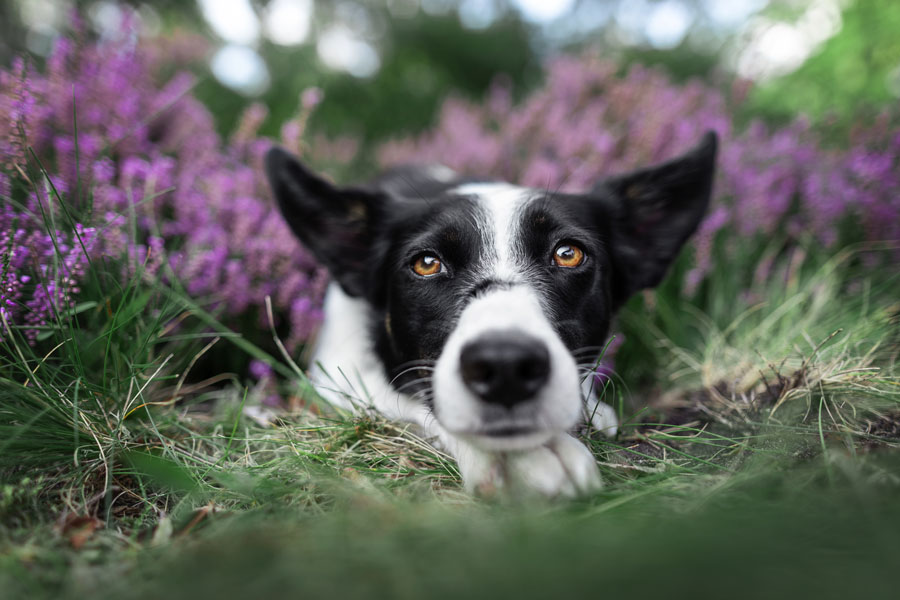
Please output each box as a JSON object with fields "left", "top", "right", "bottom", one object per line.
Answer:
{"left": 459, "top": 331, "right": 551, "bottom": 407}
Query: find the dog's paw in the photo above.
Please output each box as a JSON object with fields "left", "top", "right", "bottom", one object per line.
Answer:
{"left": 505, "top": 434, "right": 603, "bottom": 497}
{"left": 584, "top": 396, "right": 618, "bottom": 437}
{"left": 456, "top": 434, "right": 602, "bottom": 499}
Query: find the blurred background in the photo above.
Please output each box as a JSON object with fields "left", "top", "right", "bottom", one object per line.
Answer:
{"left": 2, "top": 6, "right": 899, "bottom": 594}
{"left": 3, "top": 0, "right": 898, "bottom": 148}
{"left": 3, "top": 0, "right": 898, "bottom": 387}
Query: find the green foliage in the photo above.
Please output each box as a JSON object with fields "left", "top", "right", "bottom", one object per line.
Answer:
{"left": 4, "top": 454, "right": 900, "bottom": 599}
{"left": 313, "top": 15, "right": 540, "bottom": 143}
{"left": 194, "top": 13, "right": 540, "bottom": 153}
{"left": 615, "top": 234, "right": 900, "bottom": 393}
{"left": 749, "top": 0, "right": 900, "bottom": 125}
{"left": 619, "top": 42, "right": 722, "bottom": 83}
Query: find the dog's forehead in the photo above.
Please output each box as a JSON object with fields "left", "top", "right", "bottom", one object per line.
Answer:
{"left": 449, "top": 182, "right": 540, "bottom": 281}
{"left": 451, "top": 182, "right": 534, "bottom": 234}
{"left": 452, "top": 181, "right": 533, "bottom": 207}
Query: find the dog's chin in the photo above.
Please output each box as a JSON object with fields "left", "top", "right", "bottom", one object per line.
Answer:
{"left": 450, "top": 426, "right": 556, "bottom": 452}
{"left": 432, "top": 386, "right": 583, "bottom": 453}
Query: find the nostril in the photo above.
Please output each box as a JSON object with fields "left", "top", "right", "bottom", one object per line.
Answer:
{"left": 518, "top": 352, "right": 550, "bottom": 386}
{"left": 460, "top": 357, "right": 497, "bottom": 393}
{"left": 459, "top": 331, "right": 551, "bottom": 407}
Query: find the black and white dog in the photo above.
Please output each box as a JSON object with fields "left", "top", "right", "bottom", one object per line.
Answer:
{"left": 265, "top": 132, "right": 717, "bottom": 497}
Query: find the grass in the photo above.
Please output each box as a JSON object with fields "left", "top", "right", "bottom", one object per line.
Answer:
{"left": 1, "top": 165, "right": 899, "bottom": 598}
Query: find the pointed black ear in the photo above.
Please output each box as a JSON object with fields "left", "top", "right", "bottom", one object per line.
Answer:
{"left": 598, "top": 131, "right": 718, "bottom": 308}
{"left": 265, "top": 146, "right": 386, "bottom": 297}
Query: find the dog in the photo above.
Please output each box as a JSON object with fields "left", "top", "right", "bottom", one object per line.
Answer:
{"left": 265, "top": 131, "right": 717, "bottom": 498}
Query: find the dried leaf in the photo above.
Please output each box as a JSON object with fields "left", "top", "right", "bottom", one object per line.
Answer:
{"left": 61, "top": 515, "right": 103, "bottom": 550}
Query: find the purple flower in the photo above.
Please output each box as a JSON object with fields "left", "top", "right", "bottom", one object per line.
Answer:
{"left": 301, "top": 87, "right": 324, "bottom": 110}
{"left": 249, "top": 359, "right": 274, "bottom": 381}
{"left": 1, "top": 17, "right": 358, "bottom": 349}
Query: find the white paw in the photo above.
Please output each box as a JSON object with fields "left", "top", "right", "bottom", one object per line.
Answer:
{"left": 455, "top": 434, "right": 602, "bottom": 499}
{"left": 583, "top": 396, "right": 619, "bottom": 437}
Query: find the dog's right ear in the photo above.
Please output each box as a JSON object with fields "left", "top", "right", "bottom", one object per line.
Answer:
{"left": 265, "top": 146, "right": 386, "bottom": 297}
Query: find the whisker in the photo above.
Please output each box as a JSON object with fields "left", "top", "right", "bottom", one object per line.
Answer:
{"left": 391, "top": 358, "right": 437, "bottom": 372}
{"left": 409, "top": 388, "right": 434, "bottom": 404}
{"left": 393, "top": 376, "right": 434, "bottom": 395}
{"left": 389, "top": 365, "right": 436, "bottom": 387}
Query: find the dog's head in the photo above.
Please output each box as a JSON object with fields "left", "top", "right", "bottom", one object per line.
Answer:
{"left": 266, "top": 132, "right": 717, "bottom": 450}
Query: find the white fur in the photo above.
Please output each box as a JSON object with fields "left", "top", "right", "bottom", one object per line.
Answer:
{"left": 425, "top": 164, "right": 458, "bottom": 182}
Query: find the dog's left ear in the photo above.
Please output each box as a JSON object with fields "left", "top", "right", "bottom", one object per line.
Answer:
{"left": 596, "top": 131, "right": 718, "bottom": 308}
{"left": 265, "top": 146, "right": 388, "bottom": 298}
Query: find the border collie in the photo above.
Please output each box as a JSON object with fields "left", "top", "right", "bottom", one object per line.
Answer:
{"left": 265, "top": 132, "right": 717, "bottom": 498}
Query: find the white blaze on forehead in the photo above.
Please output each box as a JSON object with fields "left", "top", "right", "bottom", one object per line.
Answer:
{"left": 453, "top": 182, "right": 533, "bottom": 281}
{"left": 425, "top": 164, "right": 458, "bottom": 182}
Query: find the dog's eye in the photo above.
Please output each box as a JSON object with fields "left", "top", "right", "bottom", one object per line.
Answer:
{"left": 552, "top": 243, "right": 585, "bottom": 268}
{"left": 411, "top": 254, "right": 444, "bottom": 277}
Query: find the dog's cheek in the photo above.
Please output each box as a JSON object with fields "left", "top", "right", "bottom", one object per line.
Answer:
{"left": 388, "top": 286, "right": 458, "bottom": 362}
{"left": 544, "top": 284, "right": 612, "bottom": 352}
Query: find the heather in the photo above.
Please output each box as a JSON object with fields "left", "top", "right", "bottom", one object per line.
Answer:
{"left": 0, "top": 28, "right": 332, "bottom": 351}
{"left": 2, "top": 20, "right": 899, "bottom": 600}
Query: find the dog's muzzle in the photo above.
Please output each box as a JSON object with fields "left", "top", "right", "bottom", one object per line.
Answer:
{"left": 431, "top": 286, "right": 583, "bottom": 449}
{"left": 459, "top": 330, "right": 550, "bottom": 408}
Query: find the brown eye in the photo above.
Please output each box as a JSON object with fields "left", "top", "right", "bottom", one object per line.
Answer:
{"left": 553, "top": 243, "right": 585, "bottom": 268}
{"left": 412, "top": 254, "right": 444, "bottom": 277}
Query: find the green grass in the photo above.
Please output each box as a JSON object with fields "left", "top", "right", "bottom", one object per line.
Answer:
{"left": 2, "top": 167, "right": 899, "bottom": 598}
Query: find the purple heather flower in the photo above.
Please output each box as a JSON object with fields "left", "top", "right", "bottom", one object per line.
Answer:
{"left": 301, "top": 87, "right": 324, "bottom": 110}
{"left": 0, "top": 19, "right": 356, "bottom": 349}
{"left": 249, "top": 359, "right": 274, "bottom": 381}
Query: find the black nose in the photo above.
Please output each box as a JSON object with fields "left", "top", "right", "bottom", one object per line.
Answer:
{"left": 459, "top": 331, "right": 551, "bottom": 408}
